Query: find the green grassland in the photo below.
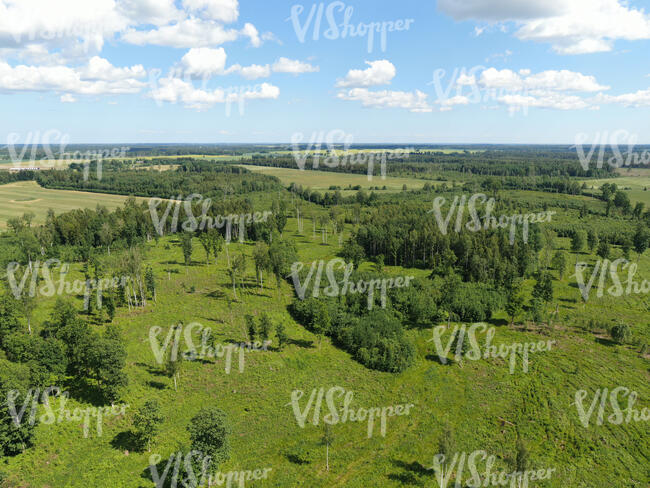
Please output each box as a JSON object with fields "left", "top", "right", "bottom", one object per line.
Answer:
{"left": 2, "top": 200, "right": 648, "bottom": 487}
{"left": 0, "top": 181, "right": 146, "bottom": 228}
{"left": 241, "top": 165, "right": 432, "bottom": 193}
{"left": 584, "top": 168, "right": 650, "bottom": 206}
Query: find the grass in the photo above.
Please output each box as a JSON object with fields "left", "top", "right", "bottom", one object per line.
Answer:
{"left": 240, "top": 165, "right": 432, "bottom": 193}
{"left": 2, "top": 203, "right": 649, "bottom": 487}
{"left": 0, "top": 181, "right": 147, "bottom": 228}
{"left": 584, "top": 168, "right": 650, "bottom": 206}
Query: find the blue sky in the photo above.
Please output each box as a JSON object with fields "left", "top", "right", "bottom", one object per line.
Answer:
{"left": 1, "top": 0, "right": 649, "bottom": 144}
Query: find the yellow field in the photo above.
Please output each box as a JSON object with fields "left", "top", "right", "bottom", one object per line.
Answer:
{"left": 0, "top": 181, "right": 146, "bottom": 228}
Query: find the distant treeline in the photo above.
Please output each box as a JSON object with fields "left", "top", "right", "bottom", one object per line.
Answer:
{"left": 36, "top": 160, "right": 283, "bottom": 199}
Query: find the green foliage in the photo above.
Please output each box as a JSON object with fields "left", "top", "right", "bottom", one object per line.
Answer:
{"left": 132, "top": 400, "right": 164, "bottom": 452}
{"left": 187, "top": 407, "right": 231, "bottom": 472}
{"left": 610, "top": 323, "right": 632, "bottom": 345}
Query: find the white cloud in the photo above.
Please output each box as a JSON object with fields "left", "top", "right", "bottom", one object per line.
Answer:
{"left": 227, "top": 63, "right": 271, "bottom": 80}
{"left": 180, "top": 47, "right": 228, "bottom": 77}
{"left": 438, "top": 0, "right": 650, "bottom": 54}
{"left": 60, "top": 93, "right": 76, "bottom": 103}
{"left": 336, "top": 60, "right": 396, "bottom": 88}
{"left": 182, "top": 0, "right": 239, "bottom": 23}
{"left": 477, "top": 68, "right": 609, "bottom": 92}
{"left": 149, "top": 76, "right": 279, "bottom": 110}
{"left": 337, "top": 88, "right": 432, "bottom": 112}
{"left": 598, "top": 89, "right": 650, "bottom": 107}
{"left": 272, "top": 57, "right": 319, "bottom": 74}
{"left": 79, "top": 56, "right": 146, "bottom": 81}
{"left": 439, "top": 95, "right": 471, "bottom": 108}
{"left": 241, "top": 22, "right": 261, "bottom": 47}
{"left": 0, "top": 59, "right": 146, "bottom": 95}
{"left": 121, "top": 18, "right": 240, "bottom": 48}
{"left": 119, "top": 0, "right": 183, "bottom": 26}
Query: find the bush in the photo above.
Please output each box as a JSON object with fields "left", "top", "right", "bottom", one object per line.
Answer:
{"left": 610, "top": 323, "right": 632, "bottom": 344}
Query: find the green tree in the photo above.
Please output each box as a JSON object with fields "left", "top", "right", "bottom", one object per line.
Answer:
{"left": 132, "top": 400, "right": 164, "bottom": 452}
{"left": 571, "top": 230, "right": 587, "bottom": 255}
{"left": 187, "top": 407, "right": 231, "bottom": 474}
{"left": 179, "top": 232, "right": 193, "bottom": 266}
{"left": 532, "top": 272, "right": 553, "bottom": 303}
{"left": 227, "top": 253, "right": 246, "bottom": 300}
{"left": 505, "top": 284, "right": 525, "bottom": 327}
{"left": 245, "top": 314, "right": 257, "bottom": 343}
{"left": 632, "top": 225, "right": 649, "bottom": 260}
{"left": 259, "top": 313, "right": 272, "bottom": 343}
{"left": 252, "top": 242, "right": 271, "bottom": 289}
{"left": 275, "top": 321, "right": 288, "bottom": 350}
{"left": 610, "top": 323, "right": 631, "bottom": 344}
{"left": 551, "top": 251, "right": 567, "bottom": 279}
{"left": 596, "top": 239, "right": 610, "bottom": 260}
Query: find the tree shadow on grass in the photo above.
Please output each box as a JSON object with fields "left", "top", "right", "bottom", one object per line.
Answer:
{"left": 135, "top": 362, "right": 167, "bottom": 377}
{"left": 391, "top": 459, "right": 432, "bottom": 476}
{"left": 288, "top": 338, "right": 315, "bottom": 349}
{"left": 147, "top": 380, "right": 167, "bottom": 390}
{"left": 386, "top": 472, "right": 421, "bottom": 485}
{"left": 64, "top": 378, "right": 106, "bottom": 407}
{"left": 595, "top": 337, "right": 618, "bottom": 347}
{"left": 111, "top": 430, "right": 138, "bottom": 452}
{"left": 425, "top": 354, "right": 452, "bottom": 366}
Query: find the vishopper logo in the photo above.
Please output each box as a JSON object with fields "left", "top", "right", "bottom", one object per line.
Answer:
{"left": 5, "top": 130, "right": 128, "bottom": 180}
{"left": 288, "top": 386, "right": 414, "bottom": 438}
{"left": 289, "top": 258, "right": 414, "bottom": 310}
{"left": 5, "top": 259, "right": 129, "bottom": 311}
{"left": 148, "top": 194, "right": 272, "bottom": 240}
{"left": 10, "top": 22, "right": 105, "bottom": 55}
{"left": 573, "top": 387, "right": 649, "bottom": 428}
{"left": 287, "top": 2, "right": 414, "bottom": 53}
{"left": 429, "top": 66, "right": 531, "bottom": 116}
{"left": 148, "top": 450, "right": 272, "bottom": 488}
{"left": 427, "top": 323, "right": 555, "bottom": 374}
{"left": 7, "top": 387, "right": 128, "bottom": 438}
{"left": 573, "top": 130, "right": 650, "bottom": 170}
{"left": 430, "top": 450, "right": 556, "bottom": 488}
{"left": 290, "top": 129, "right": 412, "bottom": 181}
{"left": 147, "top": 67, "right": 279, "bottom": 116}
{"left": 428, "top": 194, "right": 556, "bottom": 244}
{"left": 149, "top": 323, "right": 270, "bottom": 373}
{"left": 573, "top": 258, "right": 650, "bottom": 302}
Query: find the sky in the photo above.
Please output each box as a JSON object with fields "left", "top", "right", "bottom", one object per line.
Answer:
{"left": 0, "top": 0, "right": 649, "bottom": 144}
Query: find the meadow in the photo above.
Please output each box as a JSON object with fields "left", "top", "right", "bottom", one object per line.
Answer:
{"left": 2, "top": 202, "right": 648, "bottom": 487}
{"left": 585, "top": 168, "right": 650, "bottom": 206}
{"left": 241, "top": 165, "right": 430, "bottom": 193}
{"left": 0, "top": 181, "right": 145, "bottom": 228}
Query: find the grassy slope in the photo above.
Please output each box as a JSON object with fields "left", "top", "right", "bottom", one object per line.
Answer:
{"left": 3, "top": 201, "right": 649, "bottom": 487}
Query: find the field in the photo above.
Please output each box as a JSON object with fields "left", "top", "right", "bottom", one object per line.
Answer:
{"left": 3, "top": 207, "right": 649, "bottom": 487}
{"left": 0, "top": 181, "right": 145, "bottom": 228}
{"left": 584, "top": 168, "right": 650, "bottom": 206}
{"left": 241, "top": 165, "right": 432, "bottom": 193}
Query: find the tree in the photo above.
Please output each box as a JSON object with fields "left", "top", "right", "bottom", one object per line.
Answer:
{"left": 252, "top": 242, "right": 271, "bottom": 289}
{"left": 144, "top": 267, "right": 156, "bottom": 302}
{"left": 198, "top": 232, "right": 212, "bottom": 265}
{"left": 505, "top": 285, "right": 525, "bottom": 327}
{"left": 275, "top": 321, "right": 288, "bottom": 350}
{"left": 18, "top": 294, "right": 36, "bottom": 335}
{"left": 340, "top": 240, "right": 365, "bottom": 269}
{"left": 227, "top": 253, "right": 246, "bottom": 300}
{"left": 321, "top": 424, "right": 335, "bottom": 472}
{"left": 596, "top": 239, "right": 610, "bottom": 260}
{"left": 208, "top": 229, "right": 224, "bottom": 265}
{"left": 0, "top": 387, "right": 37, "bottom": 457}
{"left": 268, "top": 238, "right": 298, "bottom": 295}
{"left": 259, "top": 313, "right": 272, "bottom": 343}
{"left": 550, "top": 251, "right": 567, "bottom": 279}
{"left": 165, "top": 324, "right": 183, "bottom": 390}
{"left": 245, "top": 314, "right": 257, "bottom": 343}
{"left": 571, "top": 230, "right": 587, "bottom": 255}
{"left": 132, "top": 400, "right": 164, "bottom": 452}
{"left": 105, "top": 293, "right": 116, "bottom": 322}
{"left": 87, "top": 329, "right": 128, "bottom": 403}
{"left": 437, "top": 426, "right": 456, "bottom": 466}
{"left": 632, "top": 225, "right": 649, "bottom": 260}
{"left": 0, "top": 294, "right": 21, "bottom": 342}
{"left": 610, "top": 323, "right": 631, "bottom": 344}
{"left": 532, "top": 272, "right": 553, "bottom": 303}
{"left": 179, "top": 232, "right": 193, "bottom": 266}
{"left": 587, "top": 229, "right": 598, "bottom": 252}
{"left": 188, "top": 407, "right": 231, "bottom": 474}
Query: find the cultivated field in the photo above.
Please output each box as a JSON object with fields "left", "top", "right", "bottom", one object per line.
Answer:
{"left": 0, "top": 181, "right": 145, "bottom": 227}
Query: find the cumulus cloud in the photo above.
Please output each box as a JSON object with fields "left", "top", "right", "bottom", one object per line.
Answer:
{"left": 438, "top": 0, "right": 650, "bottom": 54}
{"left": 149, "top": 77, "right": 279, "bottom": 110}
{"left": 180, "top": 47, "right": 228, "bottom": 77}
{"left": 336, "top": 60, "right": 396, "bottom": 88}
{"left": 597, "top": 89, "right": 650, "bottom": 107}
{"left": 272, "top": 57, "right": 319, "bottom": 74}
{"left": 337, "top": 88, "right": 432, "bottom": 113}
{"left": 0, "top": 58, "right": 147, "bottom": 95}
